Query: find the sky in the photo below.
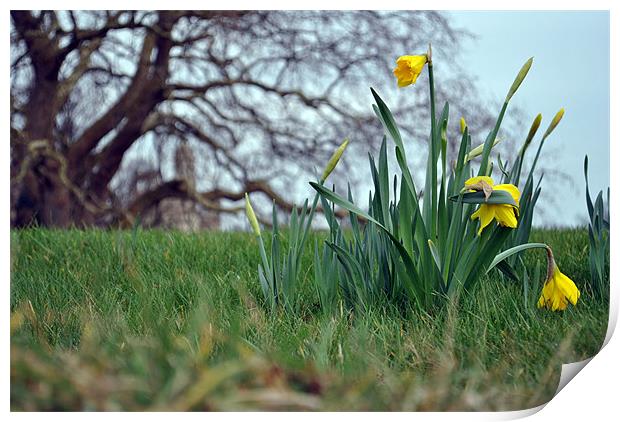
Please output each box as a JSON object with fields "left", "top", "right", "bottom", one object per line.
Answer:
{"left": 448, "top": 11, "right": 610, "bottom": 226}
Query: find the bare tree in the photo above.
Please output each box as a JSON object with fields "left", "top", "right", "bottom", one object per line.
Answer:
{"left": 11, "top": 10, "right": 496, "bottom": 229}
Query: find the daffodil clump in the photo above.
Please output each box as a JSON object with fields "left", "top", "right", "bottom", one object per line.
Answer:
{"left": 583, "top": 155, "right": 610, "bottom": 298}
{"left": 245, "top": 139, "right": 350, "bottom": 312}
{"left": 248, "top": 45, "right": 580, "bottom": 314}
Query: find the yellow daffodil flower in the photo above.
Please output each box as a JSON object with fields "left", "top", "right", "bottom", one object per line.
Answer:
{"left": 464, "top": 176, "right": 520, "bottom": 235}
{"left": 537, "top": 248, "right": 580, "bottom": 311}
{"left": 393, "top": 55, "right": 428, "bottom": 88}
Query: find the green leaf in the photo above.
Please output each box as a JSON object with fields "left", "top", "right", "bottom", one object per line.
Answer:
{"left": 450, "top": 190, "right": 518, "bottom": 206}
{"left": 427, "top": 239, "right": 441, "bottom": 272}
{"left": 258, "top": 264, "right": 271, "bottom": 304}
{"left": 370, "top": 88, "right": 405, "bottom": 153}
{"left": 327, "top": 242, "right": 369, "bottom": 309}
{"left": 378, "top": 136, "right": 391, "bottom": 230}
{"left": 310, "top": 182, "right": 386, "bottom": 231}
{"left": 496, "top": 260, "right": 520, "bottom": 282}
{"left": 395, "top": 146, "right": 417, "bottom": 201}
{"left": 584, "top": 155, "right": 594, "bottom": 220}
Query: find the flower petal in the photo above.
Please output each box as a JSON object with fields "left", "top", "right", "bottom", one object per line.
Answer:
{"left": 538, "top": 267, "right": 581, "bottom": 311}
{"left": 465, "top": 176, "right": 495, "bottom": 187}
{"left": 554, "top": 269, "right": 580, "bottom": 305}
{"left": 493, "top": 204, "right": 518, "bottom": 228}
{"left": 494, "top": 184, "right": 521, "bottom": 205}
{"left": 475, "top": 204, "right": 495, "bottom": 235}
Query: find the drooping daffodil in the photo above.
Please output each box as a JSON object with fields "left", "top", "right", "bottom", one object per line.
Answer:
{"left": 464, "top": 176, "right": 520, "bottom": 235}
{"left": 393, "top": 55, "right": 428, "bottom": 88}
{"left": 537, "top": 247, "right": 580, "bottom": 311}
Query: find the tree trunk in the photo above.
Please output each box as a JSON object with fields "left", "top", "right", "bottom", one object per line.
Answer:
{"left": 13, "top": 73, "right": 75, "bottom": 227}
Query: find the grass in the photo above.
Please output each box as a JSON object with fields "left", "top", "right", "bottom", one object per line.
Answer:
{"left": 10, "top": 228, "right": 608, "bottom": 411}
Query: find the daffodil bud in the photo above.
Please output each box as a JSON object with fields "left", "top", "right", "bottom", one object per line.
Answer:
{"left": 321, "top": 138, "right": 349, "bottom": 183}
{"left": 541, "top": 108, "right": 565, "bottom": 141}
{"left": 521, "top": 113, "right": 542, "bottom": 154}
{"left": 519, "top": 113, "right": 542, "bottom": 156}
{"left": 464, "top": 138, "right": 501, "bottom": 162}
{"left": 460, "top": 117, "right": 467, "bottom": 134}
{"left": 244, "top": 193, "right": 261, "bottom": 236}
{"left": 505, "top": 57, "right": 533, "bottom": 103}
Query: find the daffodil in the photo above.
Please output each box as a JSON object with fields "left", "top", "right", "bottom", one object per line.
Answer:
{"left": 464, "top": 176, "right": 520, "bottom": 235}
{"left": 393, "top": 55, "right": 427, "bottom": 88}
{"left": 537, "top": 248, "right": 580, "bottom": 311}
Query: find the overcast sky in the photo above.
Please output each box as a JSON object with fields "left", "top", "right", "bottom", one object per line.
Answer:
{"left": 448, "top": 10, "right": 609, "bottom": 226}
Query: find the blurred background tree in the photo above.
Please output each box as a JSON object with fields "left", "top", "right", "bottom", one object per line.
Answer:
{"left": 10, "top": 10, "right": 507, "bottom": 230}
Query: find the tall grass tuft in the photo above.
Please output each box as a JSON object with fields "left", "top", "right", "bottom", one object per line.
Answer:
{"left": 584, "top": 155, "right": 610, "bottom": 297}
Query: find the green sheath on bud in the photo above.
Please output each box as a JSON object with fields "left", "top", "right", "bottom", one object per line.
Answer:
{"left": 505, "top": 57, "right": 533, "bottom": 103}
{"left": 465, "top": 138, "right": 501, "bottom": 162}
{"left": 321, "top": 138, "right": 350, "bottom": 183}
{"left": 522, "top": 113, "right": 543, "bottom": 153}
{"left": 541, "top": 108, "right": 565, "bottom": 141}
{"left": 245, "top": 193, "right": 261, "bottom": 236}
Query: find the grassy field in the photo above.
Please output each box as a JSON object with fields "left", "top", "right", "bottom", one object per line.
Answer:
{"left": 10, "top": 228, "right": 608, "bottom": 411}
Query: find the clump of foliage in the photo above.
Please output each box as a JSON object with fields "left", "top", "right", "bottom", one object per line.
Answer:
{"left": 247, "top": 47, "right": 579, "bottom": 314}
{"left": 584, "top": 156, "right": 610, "bottom": 297}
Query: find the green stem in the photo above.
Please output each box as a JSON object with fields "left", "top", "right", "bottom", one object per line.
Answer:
{"left": 428, "top": 61, "right": 438, "bottom": 239}
{"left": 513, "top": 154, "right": 525, "bottom": 187}
{"left": 478, "top": 101, "right": 508, "bottom": 177}
{"left": 529, "top": 136, "right": 547, "bottom": 179}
